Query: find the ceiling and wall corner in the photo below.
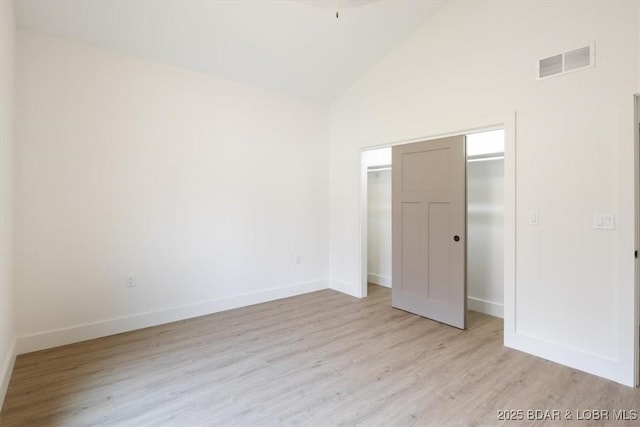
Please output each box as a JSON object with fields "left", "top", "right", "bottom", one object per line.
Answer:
{"left": 13, "top": 0, "right": 445, "bottom": 104}
{"left": 9, "top": 0, "right": 448, "bottom": 354}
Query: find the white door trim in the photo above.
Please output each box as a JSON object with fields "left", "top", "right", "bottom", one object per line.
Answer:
{"left": 634, "top": 93, "right": 640, "bottom": 387}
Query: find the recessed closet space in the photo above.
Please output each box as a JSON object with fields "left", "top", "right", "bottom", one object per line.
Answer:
{"left": 466, "top": 129, "right": 505, "bottom": 317}
{"left": 365, "top": 148, "right": 392, "bottom": 288}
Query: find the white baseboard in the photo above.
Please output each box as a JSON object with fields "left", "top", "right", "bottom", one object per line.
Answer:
{"left": 330, "top": 279, "right": 360, "bottom": 298}
{"left": 468, "top": 296, "right": 504, "bottom": 318}
{"left": 0, "top": 338, "right": 17, "bottom": 411}
{"left": 367, "top": 273, "right": 391, "bottom": 288}
{"left": 505, "top": 331, "right": 632, "bottom": 387}
{"left": 16, "top": 279, "right": 328, "bottom": 355}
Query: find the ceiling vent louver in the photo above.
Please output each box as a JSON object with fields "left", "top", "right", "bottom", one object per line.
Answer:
{"left": 537, "top": 43, "right": 595, "bottom": 80}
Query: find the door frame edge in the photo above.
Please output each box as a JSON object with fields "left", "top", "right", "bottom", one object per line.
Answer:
{"left": 634, "top": 93, "right": 640, "bottom": 387}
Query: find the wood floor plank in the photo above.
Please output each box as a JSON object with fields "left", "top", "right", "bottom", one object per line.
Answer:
{"left": 1, "top": 285, "right": 639, "bottom": 426}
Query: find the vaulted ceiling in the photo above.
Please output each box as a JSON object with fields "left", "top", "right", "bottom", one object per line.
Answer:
{"left": 14, "top": 0, "right": 444, "bottom": 104}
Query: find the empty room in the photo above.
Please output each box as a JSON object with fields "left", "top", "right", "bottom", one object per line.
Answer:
{"left": 1, "top": 0, "right": 640, "bottom": 425}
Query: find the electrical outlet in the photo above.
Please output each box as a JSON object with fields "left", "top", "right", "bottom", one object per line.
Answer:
{"left": 294, "top": 255, "right": 302, "bottom": 265}
{"left": 126, "top": 275, "right": 136, "bottom": 288}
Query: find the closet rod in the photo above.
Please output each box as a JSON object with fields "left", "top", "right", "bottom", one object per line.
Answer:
{"left": 367, "top": 165, "right": 391, "bottom": 172}
{"left": 467, "top": 154, "right": 504, "bottom": 163}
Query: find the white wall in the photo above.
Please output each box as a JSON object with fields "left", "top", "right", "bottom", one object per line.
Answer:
{"left": 15, "top": 31, "right": 329, "bottom": 352}
{"left": 467, "top": 158, "right": 504, "bottom": 317}
{"left": 367, "top": 169, "right": 391, "bottom": 287}
{"left": 0, "top": 0, "right": 16, "bottom": 409}
{"left": 329, "top": 1, "right": 638, "bottom": 386}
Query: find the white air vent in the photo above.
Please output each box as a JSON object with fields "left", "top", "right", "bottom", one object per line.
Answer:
{"left": 537, "top": 43, "right": 595, "bottom": 80}
{"left": 539, "top": 54, "right": 563, "bottom": 78}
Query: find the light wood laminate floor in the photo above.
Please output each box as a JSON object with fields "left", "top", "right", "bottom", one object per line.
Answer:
{"left": 1, "top": 285, "right": 639, "bottom": 426}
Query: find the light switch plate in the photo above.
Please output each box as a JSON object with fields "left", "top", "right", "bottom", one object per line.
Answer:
{"left": 594, "top": 214, "right": 615, "bottom": 230}
{"left": 528, "top": 211, "right": 539, "bottom": 225}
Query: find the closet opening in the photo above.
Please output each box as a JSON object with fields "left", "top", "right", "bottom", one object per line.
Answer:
{"left": 365, "top": 147, "right": 392, "bottom": 290}
{"left": 362, "top": 128, "right": 505, "bottom": 321}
